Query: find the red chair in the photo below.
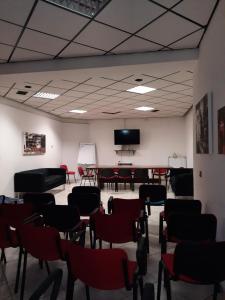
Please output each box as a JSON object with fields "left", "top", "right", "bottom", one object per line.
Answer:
{"left": 78, "top": 166, "right": 95, "bottom": 186}
{"left": 152, "top": 168, "right": 169, "bottom": 188}
{"left": 60, "top": 164, "right": 76, "bottom": 184}
{"left": 17, "top": 224, "right": 71, "bottom": 300}
{"left": 157, "top": 241, "right": 225, "bottom": 300}
{"left": 66, "top": 238, "right": 147, "bottom": 300}
{"left": 0, "top": 218, "right": 18, "bottom": 264}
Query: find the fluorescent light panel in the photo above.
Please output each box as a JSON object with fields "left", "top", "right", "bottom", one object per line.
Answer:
{"left": 69, "top": 109, "right": 87, "bottom": 114}
{"left": 127, "top": 85, "right": 156, "bottom": 94}
{"left": 33, "top": 92, "right": 59, "bottom": 99}
{"left": 135, "top": 106, "right": 155, "bottom": 111}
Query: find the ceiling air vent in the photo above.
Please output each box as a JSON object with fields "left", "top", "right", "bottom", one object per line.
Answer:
{"left": 102, "top": 111, "right": 121, "bottom": 115}
{"left": 16, "top": 90, "right": 28, "bottom": 95}
{"left": 152, "top": 109, "right": 159, "bottom": 112}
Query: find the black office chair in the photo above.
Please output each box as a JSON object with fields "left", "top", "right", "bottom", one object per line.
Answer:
{"left": 23, "top": 193, "right": 55, "bottom": 214}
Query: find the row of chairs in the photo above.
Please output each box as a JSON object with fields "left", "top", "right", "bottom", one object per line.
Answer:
{"left": 60, "top": 165, "right": 95, "bottom": 185}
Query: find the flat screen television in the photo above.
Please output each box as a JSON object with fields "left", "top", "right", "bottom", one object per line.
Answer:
{"left": 114, "top": 129, "right": 140, "bottom": 145}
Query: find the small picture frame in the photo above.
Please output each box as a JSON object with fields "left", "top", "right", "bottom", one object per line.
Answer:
{"left": 195, "top": 93, "right": 213, "bottom": 154}
{"left": 23, "top": 132, "right": 46, "bottom": 155}
{"left": 218, "top": 106, "right": 225, "bottom": 154}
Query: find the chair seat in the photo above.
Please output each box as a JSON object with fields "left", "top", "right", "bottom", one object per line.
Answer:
{"left": 67, "top": 171, "right": 75, "bottom": 175}
{"left": 162, "top": 254, "right": 199, "bottom": 284}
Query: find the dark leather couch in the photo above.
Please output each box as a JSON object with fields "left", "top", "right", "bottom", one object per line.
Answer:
{"left": 169, "top": 168, "right": 193, "bottom": 197}
{"left": 14, "top": 168, "right": 66, "bottom": 193}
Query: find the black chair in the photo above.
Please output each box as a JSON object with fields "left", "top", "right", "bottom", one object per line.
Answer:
{"left": 139, "top": 184, "right": 166, "bottom": 216}
{"left": 67, "top": 192, "right": 102, "bottom": 248}
{"left": 117, "top": 168, "right": 133, "bottom": 191}
{"left": 72, "top": 186, "right": 100, "bottom": 200}
{"left": 23, "top": 193, "right": 55, "bottom": 214}
{"left": 29, "top": 268, "right": 63, "bottom": 300}
{"left": 157, "top": 241, "right": 225, "bottom": 300}
{"left": 143, "top": 283, "right": 155, "bottom": 300}
{"left": 161, "top": 213, "right": 217, "bottom": 254}
{"left": 132, "top": 168, "right": 150, "bottom": 189}
{"left": 42, "top": 205, "right": 86, "bottom": 242}
{"left": 98, "top": 168, "right": 118, "bottom": 191}
{"left": 159, "top": 199, "right": 202, "bottom": 243}
{"left": 169, "top": 168, "right": 193, "bottom": 196}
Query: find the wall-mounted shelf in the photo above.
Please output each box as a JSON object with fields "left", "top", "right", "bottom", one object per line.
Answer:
{"left": 114, "top": 149, "right": 136, "bottom": 154}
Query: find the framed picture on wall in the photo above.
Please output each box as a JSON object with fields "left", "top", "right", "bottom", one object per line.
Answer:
{"left": 218, "top": 106, "right": 225, "bottom": 154}
{"left": 23, "top": 132, "right": 46, "bottom": 155}
{"left": 195, "top": 93, "right": 213, "bottom": 154}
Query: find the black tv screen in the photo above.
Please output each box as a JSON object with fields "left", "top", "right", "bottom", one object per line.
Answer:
{"left": 114, "top": 129, "right": 140, "bottom": 145}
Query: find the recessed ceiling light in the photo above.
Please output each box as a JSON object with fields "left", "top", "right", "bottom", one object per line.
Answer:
{"left": 127, "top": 86, "right": 156, "bottom": 94}
{"left": 135, "top": 106, "right": 155, "bottom": 111}
{"left": 33, "top": 92, "right": 59, "bottom": 99}
{"left": 69, "top": 109, "right": 87, "bottom": 114}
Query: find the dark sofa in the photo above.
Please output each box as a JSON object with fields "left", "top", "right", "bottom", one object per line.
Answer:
{"left": 14, "top": 168, "right": 66, "bottom": 193}
{"left": 169, "top": 168, "right": 193, "bottom": 197}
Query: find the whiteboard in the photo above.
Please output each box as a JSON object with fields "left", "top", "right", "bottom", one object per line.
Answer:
{"left": 77, "top": 143, "right": 96, "bottom": 165}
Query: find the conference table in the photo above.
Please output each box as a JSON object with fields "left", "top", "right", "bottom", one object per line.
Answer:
{"left": 86, "top": 165, "right": 170, "bottom": 190}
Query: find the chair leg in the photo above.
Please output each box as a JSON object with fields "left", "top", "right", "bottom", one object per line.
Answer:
{"left": 66, "top": 274, "right": 74, "bottom": 300}
{"left": 139, "top": 276, "right": 144, "bottom": 298}
{"left": 20, "top": 250, "right": 28, "bottom": 300}
{"left": 15, "top": 246, "right": 23, "bottom": 294}
{"left": 1, "top": 249, "right": 6, "bottom": 264}
{"left": 213, "top": 283, "right": 220, "bottom": 300}
{"left": 45, "top": 261, "right": 50, "bottom": 275}
{"left": 157, "top": 260, "right": 163, "bottom": 300}
{"left": 164, "top": 268, "right": 171, "bottom": 300}
{"left": 99, "top": 239, "right": 102, "bottom": 249}
{"left": 74, "top": 174, "right": 76, "bottom": 183}
{"left": 133, "top": 282, "right": 138, "bottom": 300}
{"left": 85, "top": 285, "right": 90, "bottom": 300}
{"left": 145, "top": 217, "right": 150, "bottom": 254}
{"left": 159, "top": 214, "right": 164, "bottom": 244}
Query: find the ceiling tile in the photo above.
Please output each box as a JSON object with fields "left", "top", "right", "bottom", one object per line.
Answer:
{"left": 170, "top": 29, "right": 204, "bottom": 49}
{"left": 113, "top": 36, "right": 161, "bottom": 54}
{"left": 14, "top": 82, "right": 43, "bottom": 92}
{"left": 152, "top": 0, "right": 181, "bottom": 8}
{"left": 59, "top": 42, "right": 104, "bottom": 58}
{"left": 0, "top": 20, "right": 22, "bottom": 45}
{"left": 145, "top": 79, "right": 172, "bottom": 89}
{"left": 96, "top": 0, "right": 165, "bottom": 33}
{"left": 48, "top": 80, "right": 78, "bottom": 89}
{"left": 95, "top": 88, "right": 120, "bottom": 96}
{"left": 85, "top": 77, "right": 116, "bottom": 87}
{"left": 179, "top": 89, "right": 193, "bottom": 96}
{"left": 172, "top": 0, "right": 217, "bottom": 26}
{"left": 0, "top": 0, "right": 36, "bottom": 26}
{"left": 162, "top": 71, "right": 193, "bottom": 83}
{"left": 160, "top": 93, "right": 184, "bottom": 100}
{"left": 181, "top": 79, "right": 193, "bottom": 87}
{"left": 6, "top": 88, "right": 34, "bottom": 101}
{"left": 18, "top": 29, "right": 67, "bottom": 55}
{"left": 115, "top": 91, "right": 138, "bottom": 98}
{"left": 159, "top": 99, "right": 192, "bottom": 108}
{"left": 11, "top": 48, "right": 52, "bottom": 62}
{"left": 27, "top": 1, "right": 89, "bottom": 40}
{"left": 72, "top": 84, "right": 100, "bottom": 93}
{"left": 138, "top": 12, "right": 201, "bottom": 46}
{"left": 162, "top": 83, "right": 190, "bottom": 92}
{"left": 39, "top": 86, "right": 67, "bottom": 95}
{"left": 83, "top": 93, "right": 106, "bottom": 100}
{"left": 149, "top": 90, "right": 170, "bottom": 97}
{"left": 64, "top": 90, "right": 88, "bottom": 98}
{"left": 108, "top": 82, "right": 134, "bottom": 91}
{"left": 0, "top": 44, "right": 13, "bottom": 60}
{"left": 75, "top": 21, "right": 130, "bottom": 51}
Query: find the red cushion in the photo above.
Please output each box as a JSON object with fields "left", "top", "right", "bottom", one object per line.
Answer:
{"left": 162, "top": 254, "right": 199, "bottom": 283}
{"left": 67, "top": 171, "right": 75, "bottom": 175}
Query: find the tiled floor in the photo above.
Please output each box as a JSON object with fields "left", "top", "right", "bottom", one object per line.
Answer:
{"left": 0, "top": 182, "right": 224, "bottom": 300}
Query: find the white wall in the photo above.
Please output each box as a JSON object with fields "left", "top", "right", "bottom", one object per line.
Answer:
{"left": 193, "top": 0, "right": 225, "bottom": 240}
{"left": 89, "top": 118, "right": 186, "bottom": 166}
{"left": 0, "top": 99, "right": 62, "bottom": 196}
{"left": 61, "top": 122, "right": 89, "bottom": 175}
{"left": 185, "top": 108, "right": 193, "bottom": 167}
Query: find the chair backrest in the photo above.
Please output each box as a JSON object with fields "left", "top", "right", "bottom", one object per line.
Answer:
{"left": 23, "top": 193, "right": 55, "bottom": 213}
{"left": 67, "top": 192, "right": 100, "bottom": 216}
{"left": 67, "top": 244, "right": 129, "bottom": 289}
{"left": 78, "top": 166, "right": 84, "bottom": 176}
{"left": 117, "top": 168, "right": 132, "bottom": 177}
{"left": 139, "top": 184, "right": 167, "bottom": 202}
{"left": 18, "top": 224, "right": 62, "bottom": 261}
{"left": 152, "top": 168, "right": 168, "bottom": 175}
{"left": 93, "top": 212, "right": 136, "bottom": 243}
{"left": 110, "top": 198, "right": 144, "bottom": 218}
{"left": 99, "top": 168, "right": 116, "bottom": 178}
{"left": 133, "top": 168, "right": 149, "bottom": 178}
{"left": 164, "top": 199, "right": 202, "bottom": 221}
{"left": 60, "top": 164, "right": 68, "bottom": 172}
{"left": 174, "top": 241, "right": 225, "bottom": 284}
{"left": 167, "top": 213, "right": 217, "bottom": 242}
{"left": 0, "top": 203, "right": 34, "bottom": 228}
{"left": 72, "top": 186, "right": 100, "bottom": 200}
{"left": 42, "top": 205, "right": 80, "bottom": 232}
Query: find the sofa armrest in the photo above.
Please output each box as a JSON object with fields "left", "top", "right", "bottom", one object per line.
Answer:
{"left": 14, "top": 173, "right": 45, "bottom": 192}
